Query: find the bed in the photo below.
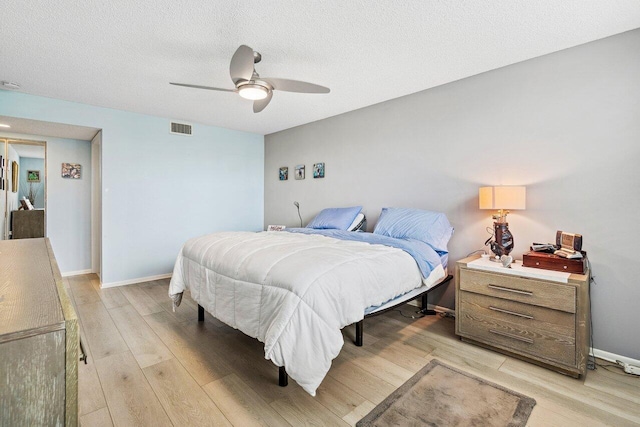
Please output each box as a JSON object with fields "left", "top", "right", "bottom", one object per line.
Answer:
{"left": 169, "top": 208, "right": 453, "bottom": 396}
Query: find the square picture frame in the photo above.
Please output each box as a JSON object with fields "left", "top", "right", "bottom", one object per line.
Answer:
{"left": 27, "top": 170, "right": 41, "bottom": 182}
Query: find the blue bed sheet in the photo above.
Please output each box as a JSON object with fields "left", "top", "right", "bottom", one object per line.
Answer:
{"left": 284, "top": 228, "right": 443, "bottom": 280}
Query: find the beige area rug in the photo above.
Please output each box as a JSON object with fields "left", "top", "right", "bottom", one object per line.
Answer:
{"left": 357, "top": 359, "right": 536, "bottom": 427}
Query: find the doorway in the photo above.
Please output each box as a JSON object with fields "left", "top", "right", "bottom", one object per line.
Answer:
{"left": 0, "top": 116, "right": 101, "bottom": 277}
{"left": 0, "top": 138, "right": 46, "bottom": 240}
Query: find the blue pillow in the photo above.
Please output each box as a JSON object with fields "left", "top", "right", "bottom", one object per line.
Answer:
{"left": 306, "top": 206, "right": 363, "bottom": 230}
{"left": 373, "top": 208, "right": 453, "bottom": 252}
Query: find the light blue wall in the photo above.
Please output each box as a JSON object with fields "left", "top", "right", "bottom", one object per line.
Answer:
{"left": 19, "top": 157, "right": 45, "bottom": 208}
{"left": 0, "top": 91, "right": 264, "bottom": 284}
{"left": 47, "top": 138, "right": 92, "bottom": 273}
{"left": 1, "top": 131, "right": 97, "bottom": 273}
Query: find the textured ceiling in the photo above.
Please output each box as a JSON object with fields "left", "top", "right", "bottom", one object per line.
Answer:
{"left": 2, "top": 1, "right": 640, "bottom": 135}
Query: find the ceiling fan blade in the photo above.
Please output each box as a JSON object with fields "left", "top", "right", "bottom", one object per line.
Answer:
{"left": 263, "top": 78, "right": 330, "bottom": 94}
{"left": 170, "top": 82, "right": 236, "bottom": 92}
{"left": 253, "top": 91, "right": 273, "bottom": 113}
{"left": 230, "top": 45, "right": 255, "bottom": 84}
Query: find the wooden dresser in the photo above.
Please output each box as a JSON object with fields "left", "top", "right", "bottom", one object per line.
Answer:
{"left": 11, "top": 210, "right": 45, "bottom": 239}
{"left": 0, "top": 238, "right": 78, "bottom": 426}
{"left": 455, "top": 255, "right": 590, "bottom": 378}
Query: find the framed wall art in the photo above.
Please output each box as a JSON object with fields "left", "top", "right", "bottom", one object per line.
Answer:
{"left": 279, "top": 167, "right": 288, "bottom": 181}
{"left": 11, "top": 161, "right": 18, "bottom": 192}
{"left": 313, "top": 162, "right": 325, "bottom": 178}
{"left": 62, "top": 163, "right": 81, "bottom": 179}
{"left": 0, "top": 155, "right": 4, "bottom": 191}
{"left": 27, "top": 170, "right": 41, "bottom": 182}
{"left": 295, "top": 164, "right": 305, "bottom": 180}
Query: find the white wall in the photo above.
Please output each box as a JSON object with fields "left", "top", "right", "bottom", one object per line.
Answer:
{"left": 0, "top": 92, "right": 265, "bottom": 285}
{"left": 265, "top": 29, "right": 640, "bottom": 360}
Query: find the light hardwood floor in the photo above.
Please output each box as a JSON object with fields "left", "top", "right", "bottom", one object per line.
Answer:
{"left": 66, "top": 274, "right": 640, "bottom": 426}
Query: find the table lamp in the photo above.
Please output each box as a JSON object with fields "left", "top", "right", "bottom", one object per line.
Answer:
{"left": 479, "top": 186, "right": 526, "bottom": 260}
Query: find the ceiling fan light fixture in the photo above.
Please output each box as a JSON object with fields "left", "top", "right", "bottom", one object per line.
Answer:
{"left": 238, "top": 84, "right": 269, "bottom": 100}
{"left": 171, "top": 45, "right": 330, "bottom": 112}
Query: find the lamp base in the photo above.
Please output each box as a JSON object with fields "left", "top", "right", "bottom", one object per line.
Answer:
{"left": 489, "top": 222, "right": 514, "bottom": 258}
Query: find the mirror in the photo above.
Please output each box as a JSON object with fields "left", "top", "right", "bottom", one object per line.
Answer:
{"left": 0, "top": 139, "right": 46, "bottom": 240}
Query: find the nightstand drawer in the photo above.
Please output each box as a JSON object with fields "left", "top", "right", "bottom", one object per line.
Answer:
{"left": 458, "top": 291, "right": 575, "bottom": 338}
{"left": 459, "top": 269, "right": 576, "bottom": 313}
{"left": 458, "top": 298, "right": 576, "bottom": 366}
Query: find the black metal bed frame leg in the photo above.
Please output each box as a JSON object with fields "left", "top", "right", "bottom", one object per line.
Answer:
{"left": 355, "top": 320, "right": 363, "bottom": 346}
{"left": 198, "top": 304, "right": 204, "bottom": 322}
{"left": 279, "top": 366, "right": 288, "bottom": 387}
{"left": 420, "top": 294, "right": 437, "bottom": 315}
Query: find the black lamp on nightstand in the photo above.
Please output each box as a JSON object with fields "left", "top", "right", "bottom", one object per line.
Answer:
{"left": 479, "top": 186, "right": 526, "bottom": 260}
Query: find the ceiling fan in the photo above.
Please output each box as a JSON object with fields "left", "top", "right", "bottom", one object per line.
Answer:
{"left": 170, "top": 45, "right": 330, "bottom": 113}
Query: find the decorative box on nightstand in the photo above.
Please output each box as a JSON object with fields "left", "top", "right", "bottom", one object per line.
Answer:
{"left": 455, "top": 255, "right": 590, "bottom": 378}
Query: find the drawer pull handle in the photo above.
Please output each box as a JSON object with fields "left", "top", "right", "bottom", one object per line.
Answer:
{"left": 487, "top": 284, "right": 533, "bottom": 296}
{"left": 489, "top": 329, "right": 534, "bottom": 344}
{"left": 489, "top": 306, "right": 534, "bottom": 319}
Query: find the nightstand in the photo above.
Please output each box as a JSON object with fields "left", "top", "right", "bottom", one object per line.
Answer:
{"left": 455, "top": 255, "right": 590, "bottom": 378}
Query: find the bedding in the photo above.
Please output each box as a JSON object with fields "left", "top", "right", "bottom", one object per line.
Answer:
{"left": 169, "top": 229, "right": 445, "bottom": 396}
{"left": 285, "top": 228, "right": 442, "bottom": 280}
{"left": 306, "top": 206, "right": 362, "bottom": 230}
{"left": 374, "top": 208, "right": 454, "bottom": 252}
{"left": 364, "top": 252, "right": 449, "bottom": 315}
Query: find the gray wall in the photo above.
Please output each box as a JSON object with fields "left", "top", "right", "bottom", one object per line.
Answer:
{"left": 265, "top": 29, "right": 640, "bottom": 360}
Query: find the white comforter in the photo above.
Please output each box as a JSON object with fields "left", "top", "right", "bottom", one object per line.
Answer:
{"left": 169, "top": 231, "right": 444, "bottom": 395}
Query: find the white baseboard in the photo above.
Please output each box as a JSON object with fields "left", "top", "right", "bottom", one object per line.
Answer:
{"left": 591, "top": 348, "right": 640, "bottom": 368}
{"left": 62, "top": 269, "right": 93, "bottom": 277}
{"left": 407, "top": 300, "right": 455, "bottom": 316}
{"left": 100, "top": 273, "right": 172, "bottom": 289}
{"left": 428, "top": 304, "right": 455, "bottom": 316}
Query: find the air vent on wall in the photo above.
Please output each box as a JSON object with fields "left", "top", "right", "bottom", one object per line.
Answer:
{"left": 170, "top": 121, "right": 192, "bottom": 136}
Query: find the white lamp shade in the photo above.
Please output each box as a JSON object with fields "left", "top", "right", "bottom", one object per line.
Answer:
{"left": 479, "top": 186, "right": 526, "bottom": 210}
{"left": 238, "top": 84, "right": 268, "bottom": 100}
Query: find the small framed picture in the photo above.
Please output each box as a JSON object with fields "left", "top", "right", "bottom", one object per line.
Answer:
{"left": 27, "top": 170, "right": 41, "bottom": 182}
{"left": 62, "top": 163, "right": 81, "bottom": 179}
{"left": 313, "top": 163, "right": 325, "bottom": 179}
{"left": 279, "top": 167, "right": 288, "bottom": 181}
{"left": 295, "top": 165, "right": 305, "bottom": 180}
